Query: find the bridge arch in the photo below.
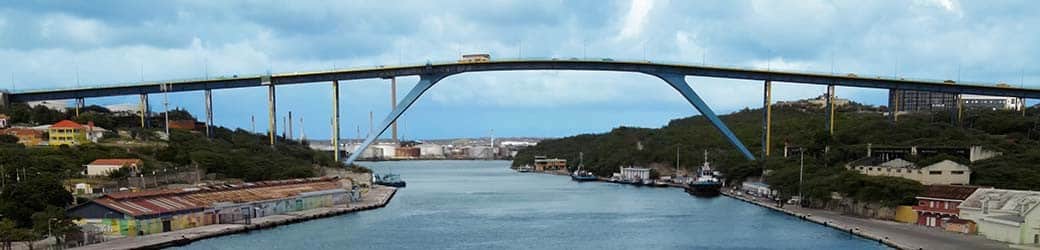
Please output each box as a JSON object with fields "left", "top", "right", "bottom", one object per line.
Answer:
{"left": 343, "top": 68, "right": 756, "bottom": 164}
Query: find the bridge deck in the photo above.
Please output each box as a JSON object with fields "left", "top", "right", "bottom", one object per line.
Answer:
{"left": 7, "top": 58, "right": 1039, "bottom": 102}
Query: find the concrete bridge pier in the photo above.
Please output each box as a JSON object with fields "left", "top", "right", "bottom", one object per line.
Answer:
{"left": 332, "top": 80, "right": 341, "bottom": 162}
{"left": 205, "top": 89, "right": 213, "bottom": 138}
{"left": 762, "top": 80, "right": 772, "bottom": 158}
{"left": 655, "top": 73, "right": 756, "bottom": 161}
{"left": 139, "top": 93, "right": 150, "bottom": 128}
{"left": 888, "top": 89, "right": 900, "bottom": 122}
{"left": 74, "top": 97, "right": 85, "bottom": 117}
{"left": 0, "top": 91, "right": 8, "bottom": 107}
{"left": 345, "top": 73, "right": 448, "bottom": 164}
{"left": 263, "top": 76, "right": 276, "bottom": 146}
{"left": 826, "top": 84, "right": 836, "bottom": 135}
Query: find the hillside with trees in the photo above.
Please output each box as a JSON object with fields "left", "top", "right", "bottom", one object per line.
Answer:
{"left": 514, "top": 101, "right": 1040, "bottom": 206}
{"left": 0, "top": 104, "right": 365, "bottom": 246}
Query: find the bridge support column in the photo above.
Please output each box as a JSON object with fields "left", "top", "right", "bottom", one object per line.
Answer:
{"left": 655, "top": 73, "right": 756, "bottom": 161}
{"left": 346, "top": 74, "right": 448, "bottom": 164}
{"left": 332, "top": 80, "right": 341, "bottom": 163}
{"left": 205, "top": 89, "right": 213, "bottom": 138}
{"left": 889, "top": 89, "right": 900, "bottom": 122}
{"left": 956, "top": 94, "right": 963, "bottom": 125}
{"left": 763, "top": 80, "right": 772, "bottom": 158}
{"left": 74, "top": 97, "right": 85, "bottom": 117}
{"left": 390, "top": 77, "right": 398, "bottom": 143}
{"left": 826, "top": 84, "right": 836, "bottom": 135}
{"left": 264, "top": 76, "right": 276, "bottom": 146}
{"left": 139, "top": 94, "right": 149, "bottom": 128}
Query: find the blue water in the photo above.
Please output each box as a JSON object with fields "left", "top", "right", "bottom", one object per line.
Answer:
{"left": 175, "top": 160, "right": 887, "bottom": 249}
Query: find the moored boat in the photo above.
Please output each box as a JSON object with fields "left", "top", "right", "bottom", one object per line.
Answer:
{"left": 571, "top": 152, "right": 598, "bottom": 182}
{"left": 374, "top": 173, "right": 407, "bottom": 188}
{"left": 685, "top": 150, "right": 721, "bottom": 197}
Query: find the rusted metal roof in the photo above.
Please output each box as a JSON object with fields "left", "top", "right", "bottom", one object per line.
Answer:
{"left": 93, "top": 177, "right": 342, "bottom": 217}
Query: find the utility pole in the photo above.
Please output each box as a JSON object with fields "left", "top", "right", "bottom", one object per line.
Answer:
{"left": 675, "top": 145, "right": 680, "bottom": 176}
{"left": 251, "top": 115, "right": 256, "bottom": 134}
{"left": 798, "top": 150, "right": 804, "bottom": 207}
{"left": 288, "top": 111, "right": 294, "bottom": 140}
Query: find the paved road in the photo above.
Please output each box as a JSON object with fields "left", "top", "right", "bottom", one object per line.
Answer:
{"left": 727, "top": 190, "right": 1011, "bottom": 250}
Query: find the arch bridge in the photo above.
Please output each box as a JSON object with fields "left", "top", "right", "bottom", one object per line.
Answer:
{"left": 6, "top": 59, "right": 1039, "bottom": 164}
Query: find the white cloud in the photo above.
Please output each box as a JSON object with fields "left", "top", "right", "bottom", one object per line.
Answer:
{"left": 618, "top": 0, "right": 654, "bottom": 40}
{"left": 914, "top": 0, "right": 963, "bottom": 17}
{"left": 39, "top": 13, "right": 107, "bottom": 45}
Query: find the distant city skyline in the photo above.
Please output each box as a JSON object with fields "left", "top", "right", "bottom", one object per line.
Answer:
{"left": 3, "top": 1, "right": 1038, "bottom": 139}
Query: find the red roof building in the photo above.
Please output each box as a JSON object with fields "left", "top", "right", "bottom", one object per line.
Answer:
{"left": 51, "top": 120, "right": 84, "bottom": 128}
{"left": 913, "top": 185, "right": 980, "bottom": 230}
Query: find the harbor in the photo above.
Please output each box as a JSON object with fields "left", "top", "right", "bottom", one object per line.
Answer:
{"left": 171, "top": 161, "right": 888, "bottom": 249}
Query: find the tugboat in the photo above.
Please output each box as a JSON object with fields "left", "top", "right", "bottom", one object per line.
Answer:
{"left": 571, "top": 152, "right": 598, "bottom": 182}
{"left": 686, "top": 150, "right": 722, "bottom": 197}
{"left": 374, "top": 173, "right": 407, "bottom": 188}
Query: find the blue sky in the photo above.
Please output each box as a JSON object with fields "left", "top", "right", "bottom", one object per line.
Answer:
{"left": 2, "top": 0, "right": 1038, "bottom": 140}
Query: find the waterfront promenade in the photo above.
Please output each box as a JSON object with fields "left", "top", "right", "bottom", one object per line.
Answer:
{"left": 722, "top": 189, "right": 1013, "bottom": 250}
{"left": 68, "top": 186, "right": 397, "bottom": 250}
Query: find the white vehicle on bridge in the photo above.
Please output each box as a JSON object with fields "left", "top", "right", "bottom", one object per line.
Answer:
{"left": 458, "top": 53, "right": 490, "bottom": 63}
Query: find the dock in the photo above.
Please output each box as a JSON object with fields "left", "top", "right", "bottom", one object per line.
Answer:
{"left": 721, "top": 189, "right": 1010, "bottom": 250}
{"left": 71, "top": 186, "right": 398, "bottom": 250}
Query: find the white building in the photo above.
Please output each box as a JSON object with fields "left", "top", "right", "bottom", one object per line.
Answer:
{"left": 27, "top": 100, "right": 67, "bottom": 111}
{"left": 371, "top": 144, "right": 398, "bottom": 159}
{"left": 960, "top": 94, "right": 1024, "bottom": 111}
{"left": 619, "top": 167, "right": 650, "bottom": 181}
{"left": 0, "top": 114, "right": 9, "bottom": 128}
{"left": 85, "top": 159, "right": 142, "bottom": 176}
{"left": 959, "top": 188, "right": 1040, "bottom": 245}
{"left": 848, "top": 159, "right": 971, "bottom": 185}
{"left": 416, "top": 143, "right": 445, "bottom": 158}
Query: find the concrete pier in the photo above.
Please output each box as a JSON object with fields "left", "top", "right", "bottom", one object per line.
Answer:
{"left": 721, "top": 189, "right": 1010, "bottom": 250}
{"left": 205, "top": 89, "right": 213, "bottom": 138}
{"left": 71, "top": 186, "right": 397, "bottom": 250}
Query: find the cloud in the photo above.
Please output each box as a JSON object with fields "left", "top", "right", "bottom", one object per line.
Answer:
{"left": 1, "top": 0, "right": 1038, "bottom": 138}
{"left": 618, "top": 0, "right": 654, "bottom": 40}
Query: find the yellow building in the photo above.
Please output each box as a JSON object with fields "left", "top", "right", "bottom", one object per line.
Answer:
{"left": 49, "top": 120, "right": 89, "bottom": 146}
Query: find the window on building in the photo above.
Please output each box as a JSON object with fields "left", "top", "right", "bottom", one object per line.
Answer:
{"left": 951, "top": 171, "right": 964, "bottom": 175}
{"left": 930, "top": 201, "right": 935, "bottom": 208}
{"left": 896, "top": 169, "right": 902, "bottom": 173}
{"left": 929, "top": 171, "right": 942, "bottom": 175}
{"left": 944, "top": 202, "right": 949, "bottom": 209}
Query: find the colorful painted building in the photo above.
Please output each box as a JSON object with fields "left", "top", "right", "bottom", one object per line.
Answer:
{"left": 912, "top": 185, "right": 979, "bottom": 233}
{"left": 67, "top": 177, "right": 351, "bottom": 236}
{"left": 49, "top": 120, "right": 89, "bottom": 146}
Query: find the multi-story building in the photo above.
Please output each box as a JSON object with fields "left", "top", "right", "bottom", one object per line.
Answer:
{"left": 619, "top": 167, "right": 651, "bottom": 181}
{"left": 912, "top": 185, "right": 980, "bottom": 232}
{"left": 890, "top": 89, "right": 1025, "bottom": 113}
{"left": 959, "top": 188, "right": 1040, "bottom": 245}
{"left": 889, "top": 89, "right": 959, "bottom": 113}
{"left": 960, "top": 94, "right": 1024, "bottom": 111}
{"left": 48, "top": 120, "right": 89, "bottom": 146}
{"left": 847, "top": 158, "right": 971, "bottom": 185}
{"left": 533, "top": 156, "right": 567, "bottom": 172}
